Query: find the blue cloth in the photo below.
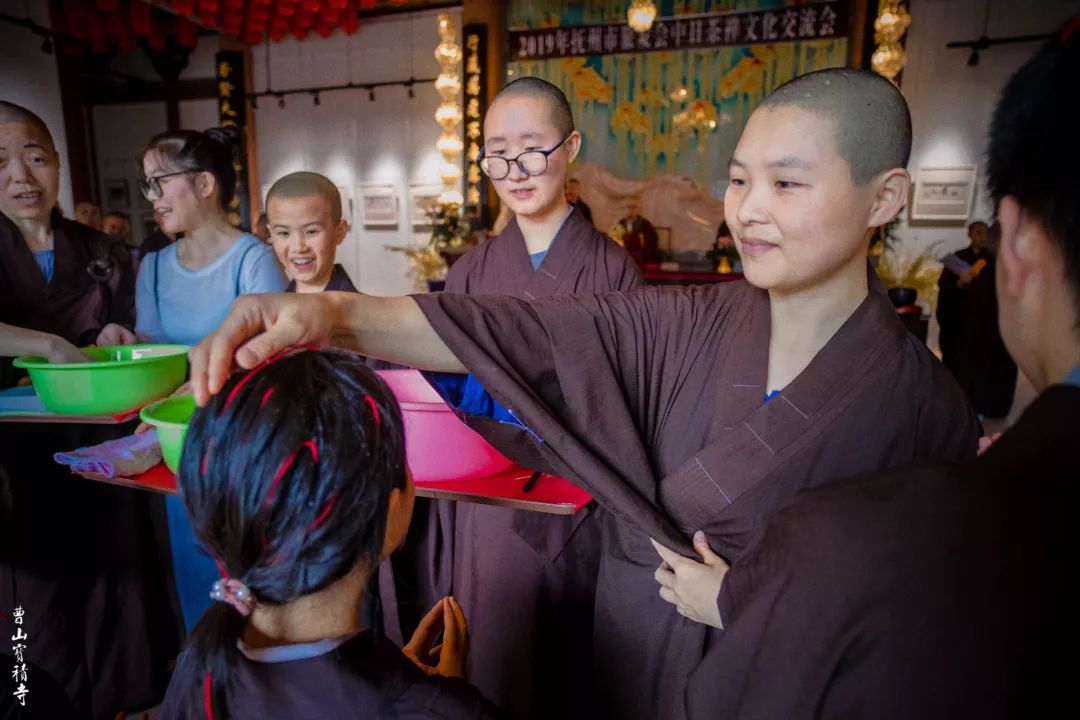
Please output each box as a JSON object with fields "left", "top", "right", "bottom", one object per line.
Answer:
{"left": 32, "top": 250, "right": 54, "bottom": 284}
{"left": 135, "top": 234, "right": 287, "bottom": 346}
{"left": 529, "top": 250, "right": 548, "bottom": 270}
{"left": 764, "top": 389, "right": 780, "bottom": 403}
{"left": 426, "top": 372, "right": 540, "bottom": 443}
{"left": 1064, "top": 363, "right": 1080, "bottom": 388}
{"left": 135, "top": 234, "right": 286, "bottom": 632}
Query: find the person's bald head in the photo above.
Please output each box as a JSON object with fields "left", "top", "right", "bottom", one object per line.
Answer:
{"left": 0, "top": 101, "right": 55, "bottom": 152}
{"left": 489, "top": 76, "right": 574, "bottom": 138}
{"left": 266, "top": 172, "right": 342, "bottom": 224}
{"left": 759, "top": 68, "right": 911, "bottom": 186}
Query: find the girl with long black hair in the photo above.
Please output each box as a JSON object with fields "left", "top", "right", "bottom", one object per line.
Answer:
{"left": 160, "top": 349, "right": 496, "bottom": 719}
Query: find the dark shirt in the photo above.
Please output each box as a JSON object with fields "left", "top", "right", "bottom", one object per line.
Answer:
{"left": 285, "top": 263, "right": 359, "bottom": 294}
{"left": 618, "top": 214, "right": 660, "bottom": 264}
{"left": 687, "top": 384, "right": 1077, "bottom": 720}
{"left": 159, "top": 631, "right": 498, "bottom": 719}
{"left": 138, "top": 230, "right": 176, "bottom": 262}
{"left": 571, "top": 198, "right": 593, "bottom": 224}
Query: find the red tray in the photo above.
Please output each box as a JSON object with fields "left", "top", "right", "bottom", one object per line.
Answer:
{"left": 80, "top": 463, "right": 592, "bottom": 516}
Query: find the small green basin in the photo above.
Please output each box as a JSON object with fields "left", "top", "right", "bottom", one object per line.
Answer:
{"left": 140, "top": 395, "right": 195, "bottom": 473}
{"left": 13, "top": 344, "right": 189, "bottom": 416}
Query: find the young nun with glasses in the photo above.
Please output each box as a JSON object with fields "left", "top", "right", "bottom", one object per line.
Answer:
{"left": 392, "top": 77, "right": 641, "bottom": 720}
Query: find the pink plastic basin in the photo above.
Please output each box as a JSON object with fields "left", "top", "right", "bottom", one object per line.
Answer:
{"left": 375, "top": 369, "right": 513, "bottom": 482}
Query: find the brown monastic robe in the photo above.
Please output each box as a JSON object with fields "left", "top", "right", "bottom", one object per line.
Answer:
{"left": 686, "top": 385, "right": 1077, "bottom": 720}
{"left": 158, "top": 631, "right": 499, "bottom": 720}
{"left": 285, "top": 263, "right": 359, "bottom": 294}
{"left": 411, "top": 277, "right": 979, "bottom": 720}
{"left": 0, "top": 211, "right": 177, "bottom": 718}
{"left": 397, "top": 208, "right": 641, "bottom": 719}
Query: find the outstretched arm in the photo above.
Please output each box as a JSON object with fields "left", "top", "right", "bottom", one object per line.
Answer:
{"left": 189, "top": 291, "right": 466, "bottom": 405}
{"left": 0, "top": 322, "right": 88, "bottom": 363}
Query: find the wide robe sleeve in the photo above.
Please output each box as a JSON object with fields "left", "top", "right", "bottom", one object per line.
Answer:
{"left": 412, "top": 284, "right": 744, "bottom": 552}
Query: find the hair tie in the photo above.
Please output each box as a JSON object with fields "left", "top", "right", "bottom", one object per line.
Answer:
{"left": 210, "top": 578, "right": 256, "bottom": 617}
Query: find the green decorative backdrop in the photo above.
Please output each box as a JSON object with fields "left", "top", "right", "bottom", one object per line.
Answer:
{"left": 506, "top": 0, "right": 850, "bottom": 193}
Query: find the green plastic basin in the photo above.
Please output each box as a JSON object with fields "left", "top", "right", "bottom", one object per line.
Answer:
{"left": 13, "top": 344, "right": 189, "bottom": 416}
{"left": 140, "top": 395, "right": 195, "bottom": 473}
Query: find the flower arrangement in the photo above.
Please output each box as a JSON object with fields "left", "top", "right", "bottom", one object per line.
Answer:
{"left": 872, "top": 219, "right": 944, "bottom": 310}
{"left": 387, "top": 203, "right": 473, "bottom": 289}
{"left": 607, "top": 221, "right": 627, "bottom": 247}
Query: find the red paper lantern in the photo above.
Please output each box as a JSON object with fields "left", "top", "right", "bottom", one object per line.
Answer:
{"left": 341, "top": 10, "right": 359, "bottom": 34}
{"left": 291, "top": 24, "right": 310, "bottom": 40}
{"left": 295, "top": 13, "right": 314, "bottom": 28}
{"left": 269, "top": 25, "right": 287, "bottom": 42}
{"left": 172, "top": 0, "right": 196, "bottom": 16}
{"left": 130, "top": 1, "right": 152, "bottom": 35}
{"left": 300, "top": 0, "right": 321, "bottom": 13}
{"left": 62, "top": 0, "right": 86, "bottom": 39}
{"left": 315, "top": 22, "right": 334, "bottom": 38}
{"left": 177, "top": 15, "right": 199, "bottom": 46}
{"left": 328, "top": 0, "right": 348, "bottom": 9}
{"left": 224, "top": 0, "right": 244, "bottom": 8}
{"left": 245, "top": 28, "right": 265, "bottom": 44}
{"left": 147, "top": 14, "right": 169, "bottom": 49}
{"left": 96, "top": 0, "right": 119, "bottom": 11}
{"left": 107, "top": 8, "right": 128, "bottom": 38}
{"left": 360, "top": 0, "right": 377, "bottom": 9}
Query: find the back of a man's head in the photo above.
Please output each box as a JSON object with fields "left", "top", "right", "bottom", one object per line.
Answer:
{"left": 760, "top": 68, "right": 912, "bottom": 185}
{"left": 988, "top": 18, "right": 1080, "bottom": 309}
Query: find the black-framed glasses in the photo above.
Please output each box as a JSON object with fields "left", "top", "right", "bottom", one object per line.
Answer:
{"left": 138, "top": 170, "right": 198, "bottom": 200}
{"left": 478, "top": 133, "right": 574, "bottom": 180}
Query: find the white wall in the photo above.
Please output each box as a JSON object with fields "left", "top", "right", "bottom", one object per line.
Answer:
{"left": 92, "top": 102, "right": 168, "bottom": 246}
{"left": 895, "top": 0, "right": 1080, "bottom": 257}
{"left": 251, "top": 9, "right": 458, "bottom": 296}
{"left": 0, "top": 1, "right": 74, "bottom": 215}
{"left": 89, "top": 46, "right": 218, "bottom": 246}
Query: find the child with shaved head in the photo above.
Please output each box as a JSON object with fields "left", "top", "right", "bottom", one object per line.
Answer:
{"left": 190, "top": 68, "right": 977, "bottom": 720}
{"left": 266, "top": 171, "right": 358, "bottom": 294}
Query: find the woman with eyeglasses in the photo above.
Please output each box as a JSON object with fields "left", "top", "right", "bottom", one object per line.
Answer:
{"left": 1, "top": 101, "right": 176, "bottom": 718}
{"left": 135, "top": 128, "right": 286, "bottom": 347}
{"left": 135, "top": 128, "right": 287, "bottom": 637}
{"left": 394, "top": 77, "right": 642, "bottom": 720}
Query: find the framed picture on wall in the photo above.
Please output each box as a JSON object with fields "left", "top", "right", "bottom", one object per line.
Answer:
{"left": 105, "top": 179, "right": 130, "bottom": 209}
{"left": 408, "top": 184, "right": 442, "bottom": 227}
{"left": 360, "top": 183, "right": 399, "bottom": 227}
{"left": 911, "top": 167, "right": 977, "bottom": 221}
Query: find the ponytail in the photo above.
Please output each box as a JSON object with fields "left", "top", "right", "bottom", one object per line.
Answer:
{"left": 167, "top": 349, "right": 407, "bottom": 718}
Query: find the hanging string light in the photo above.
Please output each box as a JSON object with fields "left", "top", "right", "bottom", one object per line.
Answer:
{"left": 871, "top": 2, "right": 912, "bottom": 82}
{"left": 434, "top": 13, "right": 464, "bottom": 207}
{"left": 627, "top": 0, "right": 658, "bottom": 33}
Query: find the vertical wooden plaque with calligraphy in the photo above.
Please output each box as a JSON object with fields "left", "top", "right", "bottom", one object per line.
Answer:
{"left": 463, "top": 24, "right": 489, "bottom": 228}
{"left": 216, "top": 50, "right": 251, "bottom": 230}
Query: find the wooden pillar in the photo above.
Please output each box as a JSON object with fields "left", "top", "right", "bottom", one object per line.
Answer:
{"left": 462, "top": 0, "right": 506, "bottom": 228}
{"left": 49, "top": 0, "right": 95, "bottom": 205}
{"left": 218, "top": 34, "right": 261, "bottom": 218}
{"left": 463, "top": 0, "right": 506, "bottom": 112}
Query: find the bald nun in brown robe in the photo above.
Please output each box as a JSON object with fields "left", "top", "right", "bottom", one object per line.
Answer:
{"left": 188, "top": 69, "right": 979, "bottom": 720}
{"left": 682, "top": 27, "right": 1079, "bottom": 720}
{"left": 405, "top": 208, "right": 640, "bottom": 719}
{"left": 1, "top": 212, "right": 177, "bottom": 718}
